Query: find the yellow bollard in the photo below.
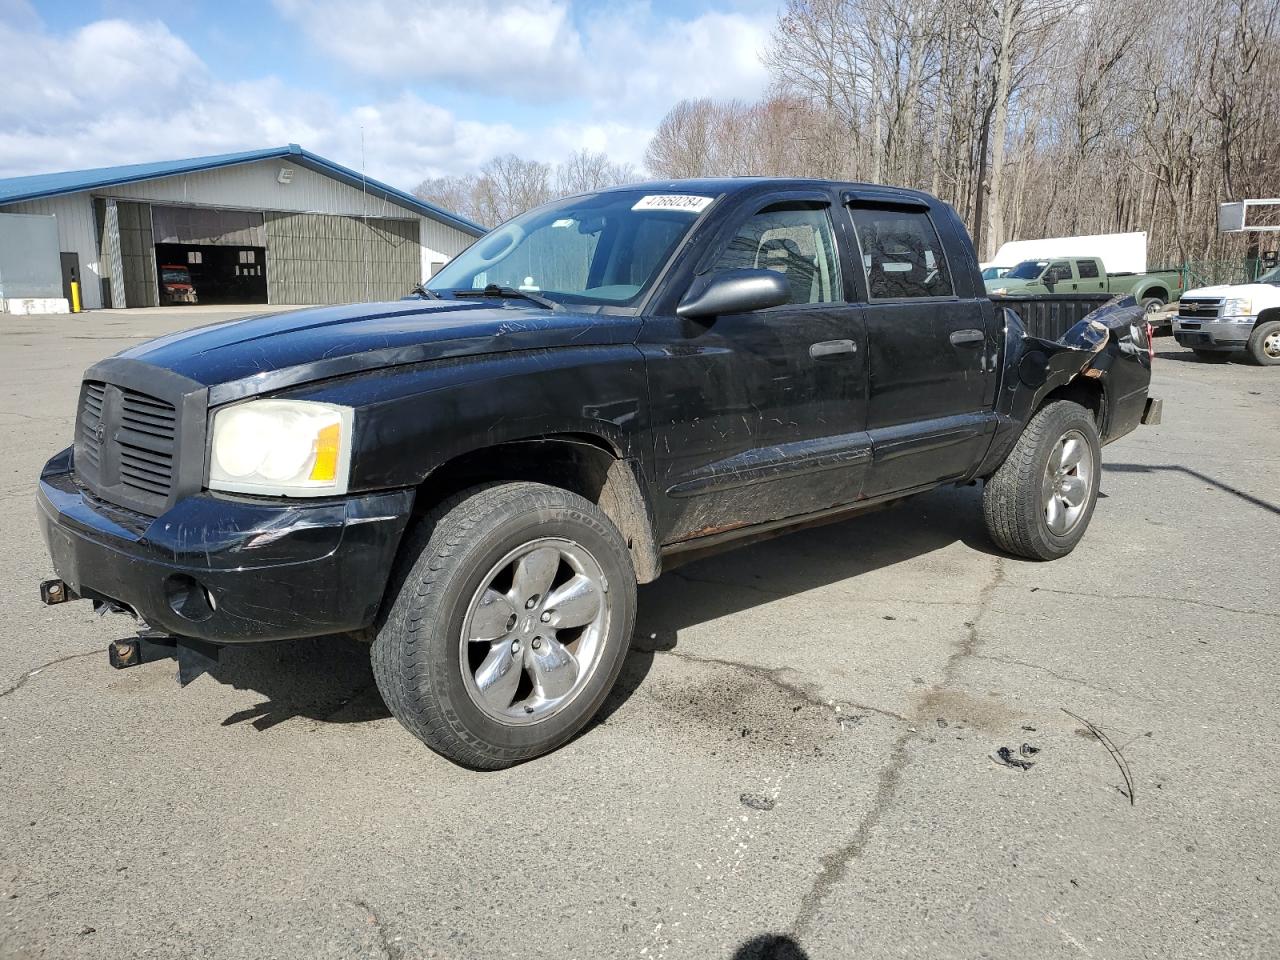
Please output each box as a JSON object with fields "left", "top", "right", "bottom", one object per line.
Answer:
{"left": 70, "top": 280, "right": 81, "bottom": 313}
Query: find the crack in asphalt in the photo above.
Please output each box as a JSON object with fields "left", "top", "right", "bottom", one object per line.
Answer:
{"left": 644, "top": 647, "right": 910, "bottom": 723}
{"left": 351, "top": 899, "right": 403, "bottom": 960}
{"left": 0, "top": 651, "right": 98, "bottom": 700}
{"left": 1020, "top": 585, "right": 1278, "bottom": 621}
{"left": 970, "top": 652, "right": 1156, "bottom": 703}
{"left": 790, "top": 556, "right": 1006, "bottom": 935}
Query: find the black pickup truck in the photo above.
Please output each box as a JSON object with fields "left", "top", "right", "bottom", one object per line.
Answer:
{"left": 37, "top": 179, "right": 1160, "bottom": 768}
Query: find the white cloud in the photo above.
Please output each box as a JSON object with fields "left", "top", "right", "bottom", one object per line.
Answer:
{"left": 273, "top": 0, "right": 772, "bottom": 109}
{"left": 0, "top": 14, "right": 527, "bottom": 186}
{"left": 273, "top": 0, "right": 585, "bottom": 96}
{"left": 0, "top": 2, "right": 774, "bottom": 188}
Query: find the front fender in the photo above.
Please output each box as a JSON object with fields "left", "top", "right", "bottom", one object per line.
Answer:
{"left": 281, "top": 346, "right": 650, "bottom": 491}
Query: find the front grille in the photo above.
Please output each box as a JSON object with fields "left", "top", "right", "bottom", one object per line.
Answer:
{"left": 75, "top": 380, "right": 179, "bottom": 514}
{"left": 1178, "top": 297, "right": 1224, "bottom": 320}
{"left": 117, "top": 389, "right": 177, "bottom": 498}
{"left": 79, "top": 382, "right": 106, "bottom": 469}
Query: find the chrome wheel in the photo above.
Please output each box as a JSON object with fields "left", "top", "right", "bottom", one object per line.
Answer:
{"left": 1042, "top": 429, "right": 1094, "bottom": 536}
{"left": 1263, "top": 329, "right": 1280, "bottom": 360}
{"left": 460, "top": 537, "right": 610, "bottom": 725}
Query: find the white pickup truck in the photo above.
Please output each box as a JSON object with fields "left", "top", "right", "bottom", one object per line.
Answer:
{"left": 1173, "top": 265, "right": 1280, "bottom": 365}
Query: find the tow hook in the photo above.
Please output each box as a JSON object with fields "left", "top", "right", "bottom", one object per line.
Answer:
{"left": 39, "top": 579, "right": 79, "bottom": 605}
{"left": 109, "top": 636, "right": 221, "bottom": 686}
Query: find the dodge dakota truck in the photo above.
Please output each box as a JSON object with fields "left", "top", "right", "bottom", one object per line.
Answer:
{"left": 988, "top": 256, "right": 1182, "bottom": 315}
{"left": 37, "top": 179, "right": 1159, "bottom": 768}
{"left": 1173, "top": 264, "right": 1280, "bottom": 364}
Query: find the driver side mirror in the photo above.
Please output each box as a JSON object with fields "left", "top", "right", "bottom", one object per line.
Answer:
{"left": 677, "top": 269, "right": 791, "bottom": 320}
{"left": 1042, "top": 273, "right": 1057, "bottom": 292}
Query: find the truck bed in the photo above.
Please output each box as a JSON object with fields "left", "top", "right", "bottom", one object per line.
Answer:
{"left": 990, "top": 293, "right": 1116, "bottom": 340}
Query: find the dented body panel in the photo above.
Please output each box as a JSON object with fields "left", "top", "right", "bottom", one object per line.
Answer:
{"left": 36, "top": 177, "right": 1155, "bottom": 647}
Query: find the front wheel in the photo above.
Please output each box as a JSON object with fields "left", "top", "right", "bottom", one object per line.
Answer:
{"left": 1246, "top": 320, "right": 1280, "bottom": 366}
{"left": 372, "top": 482, "right": 636, "bottom": 769}
{"left": 982, "top": 401, "right": 1102, "bottom": 561}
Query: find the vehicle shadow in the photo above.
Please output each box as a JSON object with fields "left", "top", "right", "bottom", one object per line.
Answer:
{"left": 1152, "top": 347, "right": 1238, "bottom": 364}
{"left": 732, "top": 934, "right": 810, "bottom": 959}
{"left": 210, "top": 634, "right": 389, "bottom": 731}
{"left": 1105, "top": 462, "right": 1280, "bottom": 516}
{"left": 597, "top": 482, "right": 1000, "bottom": 725}
{"left": 201, "top": 483, "right": 1000, "bottom": 732}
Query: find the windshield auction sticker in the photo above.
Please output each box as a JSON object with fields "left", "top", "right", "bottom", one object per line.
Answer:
{"left": 632, "top": 195, "right": 714, "bottom": 214}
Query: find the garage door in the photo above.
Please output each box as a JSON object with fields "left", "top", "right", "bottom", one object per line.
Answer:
{"left": 265, "top": 212, "right": 420, "bottom": 305}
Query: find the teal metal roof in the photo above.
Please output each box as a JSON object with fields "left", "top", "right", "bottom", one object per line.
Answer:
{"left": 0, "top": 144, "right": 485, "bottom": 237}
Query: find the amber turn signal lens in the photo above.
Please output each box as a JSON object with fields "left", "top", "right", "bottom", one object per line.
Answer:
{"left": 309, "top": 422, "right": 342, "bottom": 481}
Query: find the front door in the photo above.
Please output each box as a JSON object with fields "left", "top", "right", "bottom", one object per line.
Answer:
{"left": 844, "top": 200, "right": 998, "bottom": 497}
{"left": 641, "top": 196, "right": 870, "bottom": 543}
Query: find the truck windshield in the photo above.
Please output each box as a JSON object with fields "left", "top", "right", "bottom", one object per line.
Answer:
{"left": 1006, "top": 260, "right": 1049, "bottom": 280}
{"left": 161, "top": 268, "right": 190, "bottom": 283}
{"left": 1259, "top": 265, "right": 1280, "bottom": 285}
{"left": 427, "top": 190, "right": 715, "bottom": 308}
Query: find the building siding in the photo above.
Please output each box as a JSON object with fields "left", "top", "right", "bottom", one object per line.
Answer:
{"left": 3, "top": 194, "right": 103, "bottom": 308}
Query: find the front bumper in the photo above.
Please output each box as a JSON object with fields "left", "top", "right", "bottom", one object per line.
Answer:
{"left": 37, "top": 447, "right": 414, "bottom": 644}
{"left": 1173, "top": 316, "right": 1254, "bottom": 350}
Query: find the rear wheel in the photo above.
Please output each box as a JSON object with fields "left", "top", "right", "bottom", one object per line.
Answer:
{"left": 983, "top": 401, "right": 1101, "bottom": 561}
{"left": 372, "top": 482, "right": 636, "bottom": 769}
{"left": 1140, "top": 296, "right": 1165, "bottom": 316}
{"left": 1246, "top": 320, "right": 1280, "bottom": 366}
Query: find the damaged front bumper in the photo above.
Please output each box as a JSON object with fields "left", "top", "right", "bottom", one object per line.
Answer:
{"left": 36, "top": 447, "right": 414, "bottom": 645}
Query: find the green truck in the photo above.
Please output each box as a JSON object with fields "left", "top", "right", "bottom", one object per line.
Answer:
{"left": 986, "top": 256, "right": 1182, "bottom": 315}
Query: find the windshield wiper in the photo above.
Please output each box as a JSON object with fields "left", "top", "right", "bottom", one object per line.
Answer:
{"left": 409, "top": 282, "right": 442, "bottom": 300}
{"left": 450, "top": 284, "right": 562, "bottom": 311}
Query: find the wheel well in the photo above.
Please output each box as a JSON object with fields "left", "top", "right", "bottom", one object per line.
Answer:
{"left": 1255, "top": 307, "right": 1280, "bottom": 329}
{"left": 411, "top": 435, "right": 661, "bottom": 583}
{"left": 1039, "top": 377, "right": 1104, "bottom": 426}
{"left": 1142, "top": 287, "right": 1168, "bottom": 303}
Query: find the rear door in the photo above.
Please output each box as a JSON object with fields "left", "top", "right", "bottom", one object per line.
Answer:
{"left": 1075, "top": 259, "right": 1106, "bottom": 293}
{"left": 844, "top": 196, "right": 999, "bottom": 497}
{"left": 640, "top": 191, "right": 870, "bottom": 542}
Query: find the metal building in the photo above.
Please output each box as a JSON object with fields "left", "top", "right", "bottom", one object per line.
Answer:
{"left": 0, "top": 144, "right": 485, "bottom": 311}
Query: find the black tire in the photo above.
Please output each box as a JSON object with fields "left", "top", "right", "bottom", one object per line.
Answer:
{"left": 1192, "top": 348, "right": 1231, "bottom": 362}
{"left": 372, "top": 482, "right": 636, "bottom": 769}
{"left": 1140, "top": 296, "right": 1165, "bottom": 316}
{"left": 982, "top": 401, "right": 1102, "bottom": 561}
{"left": 1246, "top": 319, "right": 1280, "bottom": 366}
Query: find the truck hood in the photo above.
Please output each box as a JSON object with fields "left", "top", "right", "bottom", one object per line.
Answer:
{"left": 116, "top": 299, "right": 641, "bottom": 404}
{"left": 1182, "top": 282, "right": 1280, "bottom": 301}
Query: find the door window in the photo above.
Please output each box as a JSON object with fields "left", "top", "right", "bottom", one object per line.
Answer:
{"left": 712, "top": 204, "right": 842, "bottom": 304}
{"left": 849, "top": 208, "right": 953, "bottom": 299}
{"left": 1046, "top": 261, "right": 1073, "bottom": 283}
{"left": 1076, "top": 259, "right": 1100, "bottom": 278}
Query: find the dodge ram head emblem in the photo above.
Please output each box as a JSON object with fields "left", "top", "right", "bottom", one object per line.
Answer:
{"left": 95, "top": 422, "right": 106, "bottom": 444}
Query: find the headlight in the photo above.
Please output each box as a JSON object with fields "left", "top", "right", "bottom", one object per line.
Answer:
{"left": 991, "top": 287, "right": 1008, "bottom": 295}
{"left": 208, "top": 399, "right": 354, "bottom": 496}
{"left": 1223, "top": 297, "right": 1253, "bottom": 317}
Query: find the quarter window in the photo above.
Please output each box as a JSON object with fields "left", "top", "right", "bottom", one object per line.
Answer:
{"left": 850, "top": 208, "right": 953, "bottom": 299}
{"left": 712, "top": 204, "right": 842, "bottom": 305}
{"left": 1076, "top": 259, "right": 1100, "bottom": 278}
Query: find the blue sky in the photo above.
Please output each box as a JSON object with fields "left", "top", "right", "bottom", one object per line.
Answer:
{"left": 2, "top": 0, "right": 776, "bottom": 188}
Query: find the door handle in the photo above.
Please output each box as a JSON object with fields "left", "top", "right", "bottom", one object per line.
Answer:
{"left": 809, "top": 339, "right": 856, "bottom": 359}
{"left": 949, "top": 329, "right": 985, "bottom": 347}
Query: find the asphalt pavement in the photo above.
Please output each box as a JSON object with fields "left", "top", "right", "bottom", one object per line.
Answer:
{"left": 1, "top": 306, "right": 1277, "bottom": 960}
